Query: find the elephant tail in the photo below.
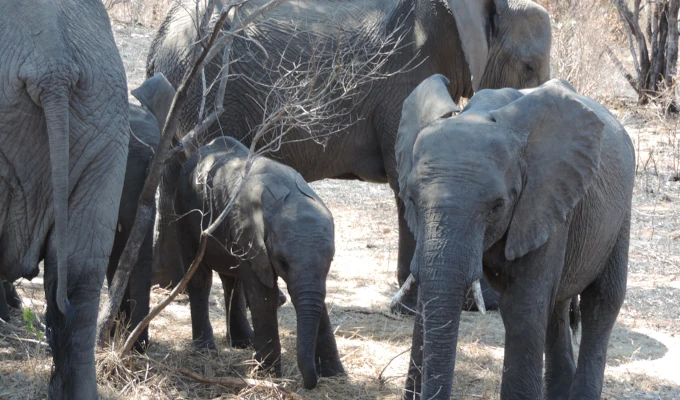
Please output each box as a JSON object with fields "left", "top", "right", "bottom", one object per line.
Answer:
{"left": 42, "top": 87, "right": 72, "bottom": 316}
{"left": 569, "top": 295, "right": 580, "bottom": 335}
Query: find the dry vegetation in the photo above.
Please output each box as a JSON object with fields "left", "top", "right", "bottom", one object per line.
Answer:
{"left": 1, "top": 1, "right": 680, "bottom": 399}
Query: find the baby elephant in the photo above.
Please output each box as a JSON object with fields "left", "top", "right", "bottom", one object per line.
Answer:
{"left": 155, "top": 136, "right": 344, "bottom": 389}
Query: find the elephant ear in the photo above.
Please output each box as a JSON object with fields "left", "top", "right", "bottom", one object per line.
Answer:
{"left": 448, "top": 0, "right": 494, "bottom": 91}
{"left": 396, "top": 74, "right": 460, "bottom": 233}
{"left": 131, "top": 72, "right": 176, "bottom": 129}
{"left": 488, "top": 84, "right": 605, "bottom": 261}
{"left": 294, "top": 174, "right": 317, "bottom": 201}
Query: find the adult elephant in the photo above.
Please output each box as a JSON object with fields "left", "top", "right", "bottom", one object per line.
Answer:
{"left": 146, "top": 0, "right": 551, "bottom": 313}
{"left": 396, "top": 75, "right": 634, "bottom": 399}
{"left": 0, "top": 1, "right": 129, "bottom": 398}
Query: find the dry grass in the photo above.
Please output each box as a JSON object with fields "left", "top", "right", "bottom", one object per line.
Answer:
{"left": 2, "top": 7, "right": 680, "bottom": 400}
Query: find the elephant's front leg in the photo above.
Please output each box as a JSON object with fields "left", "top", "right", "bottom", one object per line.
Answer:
{"left": 499, "top": 234, "right": 568, "bottom": 399}
{"left": 545, "top": 299, "right": 576, "bottom": 399}
{"left": 243, "top": 278, "right": 282, "bottom": 376}
{"left": 187, "top": 263, "right": 217, "bottom": 349}
{"left": 314, "top": 304, "right": 345, "bottom": 377}
{"left": 390, "top": 187, "right": 418, "bottom": 315}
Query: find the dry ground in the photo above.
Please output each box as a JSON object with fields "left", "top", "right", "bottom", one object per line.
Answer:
{"left": 1, "top": 17, "right": 680, "bottom": 400}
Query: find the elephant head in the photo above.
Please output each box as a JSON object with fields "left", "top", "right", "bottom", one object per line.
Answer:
{"left": 257, "top": 171, "right": 336, "bottom": 389}
{"left": 131, "top": 72, "right": 176, "bottom": 133}
{"left": 395, "top": 75, "right": 605, "bottom": 398}
{"left": 447, "top": 0, "right": 551, "bottom": 92}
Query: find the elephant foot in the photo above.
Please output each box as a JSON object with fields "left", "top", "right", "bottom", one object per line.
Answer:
{"left": 390, "top": 287, "right": 418, "bottom": 315}
{"left": 227, "top": 333, "right": 252, "bottom": 349}
{"left": 255, "top": 358, "right": 282, "bottom": 378}
{"left": 131, "top": 331, "right": 149, "bottom": 354}
{"left": 4, "top": 282, "right": 22, "bottom": 309}
{"left": 192, "top": 337, "right": 217, "bottom": 351}
{"left": 316, "top": 356, "right": 345, "bottom": 378}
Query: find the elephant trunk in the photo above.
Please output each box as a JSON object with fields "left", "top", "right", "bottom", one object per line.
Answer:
{"left": 416, "top": 212, "right": 483, "bottom": 398}
{"left": 290, "top": 285, "right": 325, "bottom": 389}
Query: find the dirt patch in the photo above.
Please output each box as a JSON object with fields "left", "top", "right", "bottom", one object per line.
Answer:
{"left": 2, "top": 18, "right": 680, "bottom": 400}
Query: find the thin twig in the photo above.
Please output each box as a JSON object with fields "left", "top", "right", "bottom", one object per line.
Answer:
{"left": 378, "top": 348, "right": 410, "bottom": 389}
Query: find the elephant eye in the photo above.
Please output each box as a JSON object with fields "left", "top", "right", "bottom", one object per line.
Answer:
{"left": 524, "top": 61, "right": 537, "bottom": 74}
{"left": 490, "top": 198, "right": 505, "bottom": 214}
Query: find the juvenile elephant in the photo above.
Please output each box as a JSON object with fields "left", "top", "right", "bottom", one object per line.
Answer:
{"left": 156, "top": 136, "right": 344, "bottom": 389}
{"left": 0, "top": 1, "right": 130, "bottom": 397}
{"left": 147, "top": 0, "right": 552, "bottom": 314}
{"left": 396, "top": 75, "right": 635, "bottom": 399}
{"left": 104, "top": 74, "right": 175, "bottom": 352}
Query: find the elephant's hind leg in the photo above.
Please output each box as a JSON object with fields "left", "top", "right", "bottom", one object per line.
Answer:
{"left": 219, "top": 274, "right": 253, "bottom": 349}
{"left": 187, "top": 263, "right": 217, "bottom": 350}
{"left": 545, "top": 299, "right": 576, "bottom": 399}
{"left": 569, "top": 222, "right": 629, "bottom": 400}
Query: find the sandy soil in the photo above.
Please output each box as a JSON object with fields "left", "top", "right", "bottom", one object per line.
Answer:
{"left": 1, "top": 18, "right": 679, "bottom": 400}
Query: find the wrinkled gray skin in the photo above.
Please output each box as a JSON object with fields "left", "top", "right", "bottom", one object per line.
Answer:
{"left": 396, "top": 75, "right": 635, "bottom": 399}
{"left": 147, "top": 0, "right": 551, "bottom": 313}
{"left": 104, "top": 74, "right": 175, "bottom": 353}
{"left": 0, "top": 1, "right": 129, "bottom": 398}
{"left": 158, "top": 136, "right": 344, "bottom": 389}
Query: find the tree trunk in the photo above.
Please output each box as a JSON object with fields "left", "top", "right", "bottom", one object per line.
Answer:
{"left": 612, "top": 0, "right": 678, "bottom": 109}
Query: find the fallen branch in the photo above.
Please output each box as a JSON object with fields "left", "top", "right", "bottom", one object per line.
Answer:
{"left": 342, "top": 308, "right": 403, "bottom": 321}
{"left": 0, "top": 333, "right": 49, "bottom": 347}
{"left": 177, "top": 368, "right": 306, "bottom": 399}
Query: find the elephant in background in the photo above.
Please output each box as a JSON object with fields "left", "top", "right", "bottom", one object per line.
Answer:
{"left": 395, "top": 75, "right": 634, "bottom": 399}
{"left": 0, "top": 1, "right": 130, "bottom": 398}
{"left": 147, "top": 0, "right": 552, "bottom": 314}
{"left": 104, "top": 74, "right": 175, "bottom": 352}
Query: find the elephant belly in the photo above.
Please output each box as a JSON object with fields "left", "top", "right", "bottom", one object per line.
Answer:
{"left": 203, "top": 240, "right": 243, "bottom": 277}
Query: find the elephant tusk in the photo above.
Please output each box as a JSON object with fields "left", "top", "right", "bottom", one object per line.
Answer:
{"left": 472, "top": 279, "right": 486, "bottom": 315}
{"left": 389, "top": 274, "right": 416, "bottom": 312}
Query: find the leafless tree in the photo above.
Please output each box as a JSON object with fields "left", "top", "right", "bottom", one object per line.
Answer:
{"left": 610, "top": 0, "right": 680, "bottom": 109}
{"left": 96, "top": 0, "right": 415, "bottom": 355}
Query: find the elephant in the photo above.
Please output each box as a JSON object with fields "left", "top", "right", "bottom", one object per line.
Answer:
{"left": 103, "top": 74, "right": 175, "bottom": 352}
{"left": 395, "top": 75, "right": 635, "bottom": 399}
{"left": 146, "top": 0, "right": 552, "bottom": 314}
{"left": 155, "top": 135, "right": 344, "bottom": 389}
{"left": 0, "top": 1, "right": 130, "bottom": 398}
{"left": 0, "top": 279, "right": 22, "bottom": 321}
